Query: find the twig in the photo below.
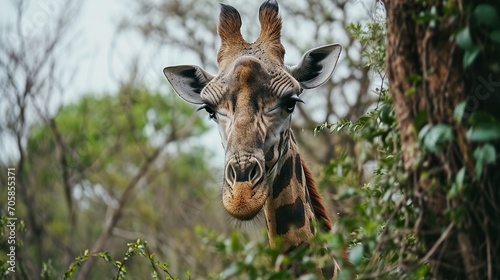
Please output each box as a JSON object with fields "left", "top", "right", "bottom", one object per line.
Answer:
{"left": 414, "top": 222, "right": 455, "bottom": 268}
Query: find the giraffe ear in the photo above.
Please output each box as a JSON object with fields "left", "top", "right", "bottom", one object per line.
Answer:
{"left": 163, "top": 65, "right": 214, "bottom": 104}
{"left": 287, "top": 44, "right": 342, "bottom": 89}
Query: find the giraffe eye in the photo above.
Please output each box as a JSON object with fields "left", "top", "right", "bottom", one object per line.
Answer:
{"left": 283, "top": 97, "right": 304, "bottom": 113}
{"left": 197, "top": 104, "right": 217, "bottom": 120}
{"left": 284, "top": 100, "right": 296, "bottom": 113}
{"left": 205, "top": 106, "right": 217, "bottom": 120}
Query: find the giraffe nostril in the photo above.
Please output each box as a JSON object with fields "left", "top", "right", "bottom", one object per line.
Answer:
{"left": 225, "top": 163, "right": 237, "bottom": 186}
{"left": 249, "top": 164, "right": 258, "bottom": 181}
{"left": 226, "top": 159, "right": 263, "bottom": 185}
{"left": 248, "top": 162, "right": 262, "bottom": 183}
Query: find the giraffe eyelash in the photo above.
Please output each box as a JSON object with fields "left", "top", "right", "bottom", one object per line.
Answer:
{"left": 282, "top": 96, "right": 304, "bottom": 113}
{"left": 197, "top": 104, "right": 217, "bottom": 120}
{"left": 266, "top": 95, "right": 304, "bottom": 113}
{"left": 197, "top": 104, "right": 228, "bottom": 120}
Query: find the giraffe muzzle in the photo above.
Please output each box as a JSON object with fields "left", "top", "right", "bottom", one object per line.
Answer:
{"left": 222, "top": 156, "right": 268, "bottom": 220}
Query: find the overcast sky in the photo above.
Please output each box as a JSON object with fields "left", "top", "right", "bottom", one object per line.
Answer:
{"left": 1, "top": 0, "right": 380, "bottom": 95}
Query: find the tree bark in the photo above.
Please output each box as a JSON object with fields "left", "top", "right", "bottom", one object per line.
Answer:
{"left": 386, "top": 1, "right": 500, "bottom": 279}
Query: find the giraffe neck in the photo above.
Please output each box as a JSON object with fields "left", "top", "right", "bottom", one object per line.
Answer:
{"left": 263, "top": 129, "right": 332, "bottom": 251}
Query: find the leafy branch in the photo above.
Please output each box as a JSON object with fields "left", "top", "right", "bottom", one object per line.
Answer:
{"left": 65, "top": 239, "right": 185, "bottom": 280}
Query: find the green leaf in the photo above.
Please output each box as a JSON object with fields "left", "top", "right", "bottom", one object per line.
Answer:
{"left": 474, "top": 144, "right": 496, "bottom": 164}
{"left": 405, "top": 86, "right": 417, "bottom": 97}
{"left": 100, "top": 252, "right": 112, "bottom": 263}
{"left": 467, "top": 124, "right": 500, "bottom": 141}
{"left": 463, "top": 47, "right": 480, "bottom": 68}
{"left": 456, "top": 27, "right": 475, "bottom": 50}
{"left": 420, "top": 124, "right": 453, "bottom": 153}
{"left": 456, "top": 167, "right": 466, "bottom": 185}
{"left": 418, "top": 124, "right": 432, "bottom": 142}
{"left": 474, "top": 4, "right": 499, "bottom": 26}
{"left": 454, "top": 101, "right": 466, "bottom": 121}
{"left": 490, "top": 30, "right": 500, "bottom": 44}
{"left": 220, "top": 263, "right": 240, "bottom": 278}
{"left": 449, "top": 183, "right": 460, "bottom": 198}
{"left": 408, "top": 73, "right": 422, "bottom": 83}
{"left": 349, "top": 244, "right": 364, "bottom": 266}
{"left": 448, "top": 167, "right": 466, "bottom": 198}
{"left": 160, "top": 263, "right": 170, "bottom": 271}
{"left": 473, "top": 144, "right": 497, "bottom": 177}
{"left": 379, "top": 105, "right": 393, "bottom": 125}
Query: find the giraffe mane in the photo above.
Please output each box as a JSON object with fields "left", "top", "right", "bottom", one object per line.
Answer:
{"left": 301, "top": 158, "right": 332, "bottom": 232}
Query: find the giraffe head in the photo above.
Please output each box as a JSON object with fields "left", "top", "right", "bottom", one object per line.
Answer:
{"left": 164, "top": 0, "right": 341, "bottom": 221}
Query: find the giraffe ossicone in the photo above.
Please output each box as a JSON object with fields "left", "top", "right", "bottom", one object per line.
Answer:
{"left": 164, "top": 0, "right": 341, "bottom": 277}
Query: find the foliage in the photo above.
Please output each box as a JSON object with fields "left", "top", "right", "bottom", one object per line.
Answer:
{"left": 456, "top": 3, "right": 500, "bottom": 68}
{"left": 316, "top": 90, "right": 429, "bottom": 279}
{"left": 317, "top": 20, "right": 423, "bottom": 278}
{"left": 314, "top": 18, "right": 428, "bottom": 278}
{"left": 0, "top": 86, "right": 222, "bottom": 278}
{"left": 345, "top": 21, "right": 386, "bottom": 73}
{"left": 64, "top": 239, "right": 185, "bottom": 280}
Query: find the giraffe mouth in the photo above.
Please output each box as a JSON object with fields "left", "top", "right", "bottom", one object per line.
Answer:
{"left": 222, "top": 181, "right": 268, "bottom": 220}
{"left": 222, "top": 156, "right": 269, "bottom": 220}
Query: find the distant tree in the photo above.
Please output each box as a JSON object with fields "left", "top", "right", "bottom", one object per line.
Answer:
{"left": 0, "top": 0, "right": 224, "bottom": 278}
{"left": 1, "top": 82, "right": 220, "bottom": 278}
{"left": 0, "top": 0, "right": 83, "bottom": 277}
{"left": 39, "top": 86, "right": 217, "bottom": 279}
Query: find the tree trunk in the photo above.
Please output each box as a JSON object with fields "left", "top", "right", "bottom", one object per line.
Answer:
{"left": 385, "top": 1, "right": 500, "bottom": 279}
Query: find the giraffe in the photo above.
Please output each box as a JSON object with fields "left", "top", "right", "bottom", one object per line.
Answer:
{"left": 163, "top": 0, "right": 342, "bottom": 277}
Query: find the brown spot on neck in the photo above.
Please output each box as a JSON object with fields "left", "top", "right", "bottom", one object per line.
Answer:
{"left": 272, "top": 156, "right": 293, "bottom": 199}
{"left": 275, "top": 196, "right": 306, "bottom": 235}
